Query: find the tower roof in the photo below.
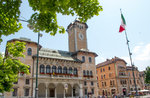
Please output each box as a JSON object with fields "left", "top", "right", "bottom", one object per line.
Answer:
{"left": 67, "top": 19, "right": 88, "bottom": 30}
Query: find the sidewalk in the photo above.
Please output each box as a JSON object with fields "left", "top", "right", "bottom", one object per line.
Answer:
{"left": 127, "top": 94, "right": 150, "bottom": 98}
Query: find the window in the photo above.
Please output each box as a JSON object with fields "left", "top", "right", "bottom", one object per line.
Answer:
{"left": 101, "top": 75, "right": 103, "bottom": 79}
{"left": 40, "top": 65, "right": 45, "bottom": 74}
{"left": 27, "top": 48, "right": 32, "bottom": 56}
{"left": 46, "top": 65, "right": 51, "bottom": 74}
{"left": 74, "top": 68, "right": 78, "bottom": 75}
{"left": 69, "top": 67, "right": 72, "bottom": 74}
{"left": 110, "top": 80, "right": 112, "bottom": 85}
{"left": 89, "top": 57, "right": 92, "bottom": 63}
{"left": 91, "top": 88, "right": 94, "bottom": 94}
{"left": 63, "top": 67, "right": 67, "bottom": 74}
{"left": 83, "top": 70, "right": 86, "bottom": 76}
{"left": 104, "top": 75, "right": 105, "bottom": 79}
{"left": 82, "top": 56, "right": 85, "bottom": 62}
{"left": 84, "top": 89, "right": 87, "bottom": 95}
{"left": 58, "top": 66, "right": 62, "bottom": 73}
{"left": 103, "top": 68, "right": 105, "bottom": 72}
{"left": 52, "top": 66, "right": 56, "bottom": 73}
{"left": 91, "top": 81, "right": 94, "bottom": 86}
{"left": 25, "top": 79, "right": 30, "bottom": 85}
{"left": 101, "top": 68, "right": 102, "bottom": 72}
{"left": 108, "top": 66, "right": 111, "bottom": 70}
{"left": 12, "top": 88, "right": 17, "bottom": 96}
{"left": 90, "top": 71, "right": 93, "bottom": 76}
{"left": 87, "top": 70, "right": 89, "bottom": 76}
{"left": 24, "top": 88, "right": 29, "bottom": 96}
{"left": 84, "top": 81, "right": 87, "bottom": 86}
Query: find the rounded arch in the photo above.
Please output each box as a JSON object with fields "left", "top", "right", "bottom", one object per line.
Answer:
{"left": 27, "top": 48, "right": 32, "bottom": 56}
{"left": 69, "top": 67, "right": 72, "bottom": 74}
{"left": 87, "top": 70, "right": 89, "bottom": 76}
{"left": 58, "top": 66, "right": 62, "bottom": 73}
{"left": 48, "top": 83, "right": 56, "bottom": 97}
{"left": 52, "top": 65, "right": 57, "bottom": 73}
{"left": 74, "top": 68, "right": 78, "bottom": 75}
{"left": 73, "top": 84, "right": 80, "bottom": 97}
{"left": 40, "top": 64, "right": 45, "bottom": 74}
{"left": 63, "top": 66, "right": 67, "bottom": 74}
{"left": 46, "top": 65, "right": 51, "bottom": 74}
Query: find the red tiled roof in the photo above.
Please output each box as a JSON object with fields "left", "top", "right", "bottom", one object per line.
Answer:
{"left": 96, "top": 56, "right": 126, "bottom": 68}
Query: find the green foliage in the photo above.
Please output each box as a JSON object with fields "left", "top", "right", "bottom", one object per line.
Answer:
{"left": 0, "top": 0, "right": 103, "bottom": 42}
{"left": 145, "top": 66, "right": 150, "bottom": 84}
{"left": 28, "top": 0, "right": 103, "bottom": 35}
{"left": 0, "top": 0, "right": 22, "bottom": 43}
{"left": 0, "top": 41, "right": 29, "bottom": 93}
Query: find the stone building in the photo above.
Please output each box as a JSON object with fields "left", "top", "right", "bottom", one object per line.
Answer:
{"left": 4, "top": 19, "right": 98, "bottom": 98}
{"left": 96, "top": 57, "right": 143, "bottom": 97}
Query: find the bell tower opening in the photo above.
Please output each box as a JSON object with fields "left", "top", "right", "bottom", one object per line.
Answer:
{"left": 67, "top": 19, "right": 88, "bottom": 52}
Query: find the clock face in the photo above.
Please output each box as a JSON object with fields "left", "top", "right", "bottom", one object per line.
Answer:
{"left": 78, "top": 33, "right": 84, "bottom": 40}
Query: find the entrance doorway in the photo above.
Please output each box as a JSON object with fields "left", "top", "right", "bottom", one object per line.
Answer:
{"left": 50, "top": 89, "right": 55, "bottom": 97}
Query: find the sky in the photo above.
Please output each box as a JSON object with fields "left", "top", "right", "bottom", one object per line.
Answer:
{"left": 0, "top": 0, "right": 150, "bottom": 71}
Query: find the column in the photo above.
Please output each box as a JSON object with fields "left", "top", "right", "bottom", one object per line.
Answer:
{"left": 33, "top": 82, "right": 36, "bottom": 97}
{"left": 45, "top": 83, "right": 48, "bottom": 98}
{"left": 79, "top": 84, "right": 83, "bottom": 97}
{"left": 64, "top": 89, "right": 66, "bottom": 98}
{"left": 72, "top": 88, "right": 73, "bottom": 98}
{"left": 55, "top": 88, "right": 57, "bottom": 98}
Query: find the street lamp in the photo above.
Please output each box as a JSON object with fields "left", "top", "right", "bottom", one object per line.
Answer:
{"left": 27, "top": 24, "right": 42, "bottom": 98}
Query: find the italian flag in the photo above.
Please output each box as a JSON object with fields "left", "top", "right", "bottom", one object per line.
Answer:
{"left": 119, "top": 13, "right": 126, "bottom": 32}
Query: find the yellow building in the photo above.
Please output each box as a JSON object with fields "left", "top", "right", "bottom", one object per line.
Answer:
{"left": 4, "top": 19, "right": 98, "bottom": 98}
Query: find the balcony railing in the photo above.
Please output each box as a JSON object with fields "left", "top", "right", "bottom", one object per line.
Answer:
{"left": 83, "top": 75, "right": 93, "bottom": 78}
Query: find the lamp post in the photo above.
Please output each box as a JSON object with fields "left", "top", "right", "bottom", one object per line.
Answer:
{"left": 19, "top": 19, "right": 42, "bottom": 98}
{"left": 35, "top": 32, "right": 40, "bottom": 98}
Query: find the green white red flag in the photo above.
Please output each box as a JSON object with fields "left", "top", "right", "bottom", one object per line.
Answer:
{"left": 119, "top": 13, "right": 126, "bottom": 32}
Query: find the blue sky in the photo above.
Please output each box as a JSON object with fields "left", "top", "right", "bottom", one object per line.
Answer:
{"left": 1, "top": 0, "right": 150, "bottom": 71}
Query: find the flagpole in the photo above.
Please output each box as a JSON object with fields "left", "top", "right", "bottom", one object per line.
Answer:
{"left": 120, "top": 9, "right": 138, "bottom": 96}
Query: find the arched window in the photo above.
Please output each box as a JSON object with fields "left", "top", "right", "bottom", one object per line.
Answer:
{"left": 58, "top": 66, "right": 62, "bottom": 73}
{"left": 69, "top": 67, "right": 72, "bottom": 74}
{"left": 83, "top": 70, "right": 86, "bottom": 76}
{"left": 87, "top": 70, "right": 89, "bottom": 76}
{"left": 52, "top": 66, "right": 56, "bottom": 73}
{"left": 63, "top": 67, "right": 67, "bottom": 74}
{"left": 74, "top": 68, "right": 78, "bottom": 75}
{"left": 27, "top": 48, "right": 32, "bottom": 56}
{"left": 89, "top": 57, "right": 92, "bottom": 63}
{"left": 40, "top": 65, "right": 45, "bottom": 74}
{"left": 46, "top": 65, "right": 51, "bottom": 74}
{"left": 90, "top": 71, "right": 93, "bottom": 76}
{"left": 82, "top": 56, "right": 85, "bottom": 62}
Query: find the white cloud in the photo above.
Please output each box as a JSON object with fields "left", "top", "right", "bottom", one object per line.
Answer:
{"left": 133, "top": 43, "right": 150, "bottom": 61}
{"left": 122, "top": 43, "right": 150, "bottom": 71}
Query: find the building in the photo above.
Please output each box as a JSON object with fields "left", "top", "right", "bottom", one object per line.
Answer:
{"left": 126, "top": 66, "right": 143, "bottom": 92}
{"left": 96, "top": 57, "right": 143, "bottom": 97}
{"left": 4, "top": 19, "right": 98, "bottom": 98}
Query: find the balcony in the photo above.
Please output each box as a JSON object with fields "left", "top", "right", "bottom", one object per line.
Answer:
{"left": 118, "top": 75, "right": 128, "bottom": 78}
{"left": 83, "top": 75, "right": 93, "bottom": 78}
{"left": 33, "top": 73, "right": 82, "bottom": 80}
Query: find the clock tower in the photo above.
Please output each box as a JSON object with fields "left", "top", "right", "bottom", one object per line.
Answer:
{"left": 67, "top": 19, "right": 88, "bottom": 52}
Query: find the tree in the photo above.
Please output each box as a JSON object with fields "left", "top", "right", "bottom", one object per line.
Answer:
{"left": 0, "top": 41, "right": 29, "bottom": 93}
{"left": 145, "top": 66, "right": 150, "bottom": 84}
{"left": 0, "top": 0, "right": 103, "bottom": 42}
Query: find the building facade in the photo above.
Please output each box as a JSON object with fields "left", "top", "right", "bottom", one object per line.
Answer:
{"left": 96, "top": 57, "right": 143, "bottom": 97}
{"left": 4, "top": 20, "right": 98, "bottom": 98}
